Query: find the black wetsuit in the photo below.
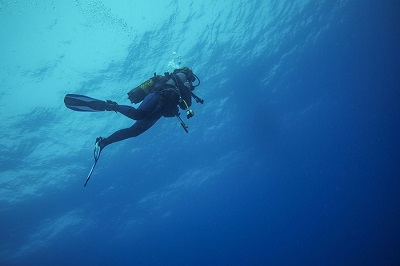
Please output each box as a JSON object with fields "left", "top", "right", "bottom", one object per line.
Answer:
{"left": 100, "top": 73, "right": 192, "bottom": 149}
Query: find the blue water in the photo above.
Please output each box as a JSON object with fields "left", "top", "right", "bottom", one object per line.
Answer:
{"left": 1, "top": 0, "right": 399, "bottom": 265}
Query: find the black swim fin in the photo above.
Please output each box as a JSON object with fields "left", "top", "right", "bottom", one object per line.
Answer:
{"left": 84, "top": 137, "right": 103, "bottom": 187}
{"left": 64, "top": 94, "right": 110, "bottom": 112}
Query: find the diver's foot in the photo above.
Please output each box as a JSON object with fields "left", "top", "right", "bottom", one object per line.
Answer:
{"left": 105, "top": 100, "right": 118, "bottom": 111}
{"left": 95, "top": 137, "right": 106, "bottom": 152}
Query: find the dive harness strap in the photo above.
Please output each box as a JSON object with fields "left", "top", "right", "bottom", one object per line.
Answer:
{"left": 160, "top": 72, "right": 205, "bottom": 133}
{"left": 169, "top": 73, "right": 204, "bottom": 133}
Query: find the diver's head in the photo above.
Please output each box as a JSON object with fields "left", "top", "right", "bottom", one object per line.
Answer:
{"left": 173, "top": 67, "right": 200, "bottom": 89}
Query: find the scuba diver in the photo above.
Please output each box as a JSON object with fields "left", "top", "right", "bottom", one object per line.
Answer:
{"left": 64, "top": 67, "right": 203, "bottom": 152}
{"left": 64, "top": 67, "right": 203, "bottom": 187}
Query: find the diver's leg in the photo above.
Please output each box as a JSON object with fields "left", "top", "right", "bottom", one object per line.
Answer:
{"left": 113, "top": 93, "right": 162, "bottom": 120}
{"left": 97, "top": 93, "right": 166, "bottom": 149}
{"left": 114, "top": 105, "right": 147, "bottom": 120}
{"left": 98, "top": 117, "right": 161, "bottom": 149}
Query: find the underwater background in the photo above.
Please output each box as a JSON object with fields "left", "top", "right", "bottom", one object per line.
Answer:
{"left": 1, "top": 0, "right": 399, "bottom": 265}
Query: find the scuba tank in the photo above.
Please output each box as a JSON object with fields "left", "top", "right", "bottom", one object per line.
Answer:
{"left": 127, "top": 74, "right": 167, "bottom": 104}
